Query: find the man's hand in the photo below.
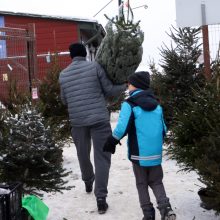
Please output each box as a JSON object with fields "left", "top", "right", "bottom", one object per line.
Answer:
{"left": 103, "top": 135, "right": 121, "bottom": 154}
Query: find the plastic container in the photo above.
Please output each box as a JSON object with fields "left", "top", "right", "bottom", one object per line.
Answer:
{"left": 0, "top": 182, "right": 23, "bottom": 220}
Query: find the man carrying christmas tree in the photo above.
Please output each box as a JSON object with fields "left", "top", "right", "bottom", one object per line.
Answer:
{"left": 59, "top": 43, "right": 126, "bottom": 214}
{"left": 103, "top": 71, "right": 176, "bottom": 220}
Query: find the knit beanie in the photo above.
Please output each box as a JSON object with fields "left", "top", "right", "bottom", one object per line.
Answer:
{"left": 128, "top": 71, "right": 150, "bottom": 90}
{"left": 69, "top": 43, "right": 87, "bottom": 59}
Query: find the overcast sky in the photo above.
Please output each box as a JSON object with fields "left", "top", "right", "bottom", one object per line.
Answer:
{"left": 1, "top": 0, "right": 176, "bottom": 70}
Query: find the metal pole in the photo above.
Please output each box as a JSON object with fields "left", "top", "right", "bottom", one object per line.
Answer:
{"left": 118, "top": 0, "right": 123, "bottom": 18}
{"left": 27, "top": 40, "right": 32, "bottom": 94}
{"left": 201, "top": 3, "right": 211, "bottom": 80}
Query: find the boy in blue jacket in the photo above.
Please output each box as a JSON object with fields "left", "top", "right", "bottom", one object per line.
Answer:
{"left": 103, "top": 71, "right": 176, "bottom": 220}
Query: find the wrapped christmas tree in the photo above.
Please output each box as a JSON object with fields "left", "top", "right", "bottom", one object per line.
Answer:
{"left": 95, "top": 2, "right": 144, "bottom": 84}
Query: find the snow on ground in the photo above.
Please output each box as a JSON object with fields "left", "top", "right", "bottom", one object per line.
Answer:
{"left": 43, "top": 113, "right": 219, "bottom": 220}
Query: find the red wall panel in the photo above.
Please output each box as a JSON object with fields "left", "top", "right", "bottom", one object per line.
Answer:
{"left": 4, "top": 16, "right": 79, "bottom": 54}
{"left": 2, "top": 15, "right": 76, "bottom": 82}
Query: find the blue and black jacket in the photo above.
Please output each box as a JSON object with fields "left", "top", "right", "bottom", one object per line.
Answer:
{"left": 113, "top": 89, "right": 167, "bottom": 167}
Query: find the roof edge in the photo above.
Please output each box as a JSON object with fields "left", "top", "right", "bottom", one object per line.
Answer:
{"left": 0, "top": 10, "right": 98, "bottom": 24}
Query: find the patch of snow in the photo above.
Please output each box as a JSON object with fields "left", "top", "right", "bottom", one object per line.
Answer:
{"left": 0, "top": 188, "right": 11, "bottom": 194}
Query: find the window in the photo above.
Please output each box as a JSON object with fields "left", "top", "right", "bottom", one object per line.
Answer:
{"left": 0, "top": 16, "right": 7, "bottom": 59}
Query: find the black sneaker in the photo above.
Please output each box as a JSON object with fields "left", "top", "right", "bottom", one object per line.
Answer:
{"left": 161, "top": 206, "right": 176, "bottom": 220}
{"left": 97, "top": 197, "right": 108, "bottom": 214}
{"left": 142, "top": 216, "right": 155, "bottom": 220}
{"left": 143, "top": 207, "right": 155, "bottom": 220}
{"left": 85, "top": 182, "right": 93, "bottom": 193}
{"left": 85, "top": 180, "right": 93, "bottom": 193}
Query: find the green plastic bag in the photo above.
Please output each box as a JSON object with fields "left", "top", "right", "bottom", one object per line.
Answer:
{"left": 22, "top": 195, "right": 49, "bottom": 220}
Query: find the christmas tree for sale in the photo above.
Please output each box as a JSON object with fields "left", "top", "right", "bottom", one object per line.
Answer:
{"left": 0, "top": 105, "right": 71, "bottom": 194}
{"left": 37, "top": 55, "right": 70, "bottom": 143}
{"left": 95, "top": 1, "right": 144, "bottom": 84}
{"left": 167, "top": 69, "right": 220, "bottom": 213}
{"left": 156, "top": 26, "right": 205, "bottom": 128}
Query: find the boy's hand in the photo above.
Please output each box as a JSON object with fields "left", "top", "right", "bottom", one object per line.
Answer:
{"left": 103, "top": 135, "right": 121, "bottom": 154}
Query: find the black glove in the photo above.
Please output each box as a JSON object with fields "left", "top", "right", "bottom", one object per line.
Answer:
{"left": 103, "top": 135, "right": 121, "bottom": 154}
